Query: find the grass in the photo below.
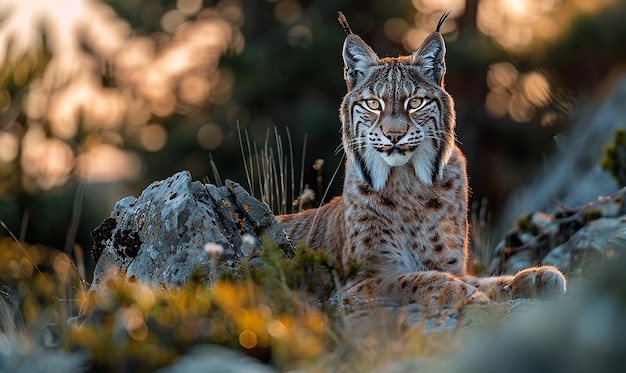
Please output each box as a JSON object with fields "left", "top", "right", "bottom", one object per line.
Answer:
{"left": 470, "top": 198, "right": 492, "bottom": 275}
{"left": 0, "top": 126, "right": 386, "bottom": 372}
{"left": 207, "top": 125, "right": 342, "bottom": 216}
{"left": 206, "top": 125, "right": 313, "bottom": 216}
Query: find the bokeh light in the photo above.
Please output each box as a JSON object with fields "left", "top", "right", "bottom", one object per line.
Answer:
{"left": 75, "top": 143, "right": 142, "bottom": 183}
{"left": 485, "top": 62, "right": 553, "bottom": 123}
{"left": 0, "top": 0, "right": 243, "bottom": 190}
{"left": 274, "top": 0, "right": 302, "bottom": 25}
{"left": 161, "top": 9, "right": 186, "bottom": 33}
{"left": 3, "top": 0, "right": 612, "bottom": 193}
{"left": 406, "top": 0, "right": 463, "bottom": 51}
{"left": 0, "top": 128, "right": 19, "bottom": 164}
{"left": 477, "top": 0, "right": 617, "bottom": 52}
{"left": 197, "top": 123, "right": 224, "bottom": 150}
{"left": 287, "top": 24, "right": 314, "bottom": 48}
{"left": 20, "top": 125, "right": 75, "bottom": 191}
{"left": 139, "top": 124, "right": 168, "bottom": 152}
{"left": 384, "top": 18, "right": 410, "bottom": 44}
{"left": 177, "top": 0, "right": 203, "bottom": 17}
{"left": 0, "top": 0, "right": 622, "bottom": 261}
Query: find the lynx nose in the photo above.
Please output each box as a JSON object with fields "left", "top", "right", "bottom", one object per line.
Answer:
{"left": 384, "top": 131, "right": 406, "bottom": 144}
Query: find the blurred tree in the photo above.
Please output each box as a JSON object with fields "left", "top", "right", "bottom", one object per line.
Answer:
{"left": 0, "top": 0, "right": 242, "bottom": 257}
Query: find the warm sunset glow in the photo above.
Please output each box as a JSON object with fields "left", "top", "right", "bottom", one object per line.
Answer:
{"left": 177, "top": 0, "right": 203, "bottom": 16}
{"left": 217, "top": 0, "right": 245, "bottom": 27}
{"left": 274, "top": 0, "right": 302, "bottom": 25}
{"left": 20, "top": 126, "right": 75, "bottom": 191}
{"left": 161, "top": 9, "right": 187, "bottom": 33}
{"left": 477, "top": 0, "right": 617, "bottom": 52}
{"left": 413, "top": 0, "right": 465, "bottom": 12}
{"left": 485, "top": 62, "right": 553, "bottom": 123}
{"left": 0, "top": 0, "right": 242, "bottom": 189}
{"left": 0, "top": 0, "right": 618, "bottom": 191}
{"left": 405, "top": 1, "right": 463, "bottom": 51}
{"left": 75, "top": 143, "right": 142, "bottom": 183}
{"left": 406, "top": 0, "right": 617, "bottom": 53}
{"left": 0, "top": 131, "right": 19, "bottom": 163}
{"left": 523, "top": 71, "right": 551, "bottom": 107}
{"left": 384, "top": 18, "right": 410, "bottom": 44}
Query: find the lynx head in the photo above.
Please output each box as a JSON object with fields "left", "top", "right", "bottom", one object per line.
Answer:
{"left": 338, "top": 11, "right": 456, "bottom": 191}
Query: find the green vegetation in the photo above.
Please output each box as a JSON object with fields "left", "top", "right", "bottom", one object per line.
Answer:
{"left": 581, "top": 208, "right": 603, "bottom": 223}
{"left": 73, "top": 278, "right": 328, "bottom": 371}
{"left": 600, "top": 128, "right": 626, "bottom": 187}
{"left": 515, "top": 215, "right": 532, "bottom": 233}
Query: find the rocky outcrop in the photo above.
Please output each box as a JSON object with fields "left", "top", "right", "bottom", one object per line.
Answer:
{"left": 489, "top": 189, "right": 626, "bottom": 275}
{"left": 90, "top": 171, "right": 294, "bottom": 289}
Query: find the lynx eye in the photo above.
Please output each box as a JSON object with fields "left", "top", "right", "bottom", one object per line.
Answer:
{"left": 407, "top": 97, "right": 424, "bottom": 110}
{"left": 364, "top": 99, "right": 381, "bottom": 111}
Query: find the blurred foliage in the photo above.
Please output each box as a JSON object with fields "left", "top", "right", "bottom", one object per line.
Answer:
{"left": 0, "top": 238, "right": 85, "bottom": 324}
{"left": 0, "top": 237, "right": 330, "bottom": 371}
{"left": 73, "top": 278, "right": 327, "bottom": 371}
{"left": 0, "top": 235, "right": 381, "bottom": 371}
{"left": 0, "top": 229, "right": 459, "bottom": 372}
{"left": 600, "top": 128, "right": 626, "bottom": 187}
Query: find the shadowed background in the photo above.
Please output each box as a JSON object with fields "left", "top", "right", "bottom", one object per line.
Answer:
{"left": 0, "top": 0, "right": 624, "bottom": 279}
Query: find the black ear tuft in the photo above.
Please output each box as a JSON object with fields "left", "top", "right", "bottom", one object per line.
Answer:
{"left": 337, "top": 11, "right": 352, "bottom": 35}
{"left": 436, "top": 10, "right": 452, "bottom": 33}
{"left": 339, "top": 12, "right": 378, "bottom": 89}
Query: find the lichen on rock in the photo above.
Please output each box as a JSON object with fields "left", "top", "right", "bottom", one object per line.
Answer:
{"left": 489, "top": 190, "right": 626, "bottom": 275}
{"left": 90, "top": 171, "right": 294, "bottom": 289}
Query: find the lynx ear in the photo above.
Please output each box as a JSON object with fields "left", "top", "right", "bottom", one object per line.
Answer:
{"left": 342, "top": 35, "right": 379, "bottom": 90}
{"left": 410, "top": 11, "right": 450, "bottom": 86}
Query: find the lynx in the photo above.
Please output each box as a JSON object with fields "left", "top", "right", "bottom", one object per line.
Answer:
{"left": 277, "top": 12, "right": 566, "bottom": 308}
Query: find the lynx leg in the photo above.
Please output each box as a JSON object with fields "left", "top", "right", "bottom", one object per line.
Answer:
{"left": 463, "top": 274, "right": 515, "bottom": 302}
{"left": 508, "top": 265, "right": 566, "bottom": 299}
{"left": 465, "top": 265, "right": 566, "bottom": 302}
{"left": 347, "top": 271, "right": 489, "bottom": 308}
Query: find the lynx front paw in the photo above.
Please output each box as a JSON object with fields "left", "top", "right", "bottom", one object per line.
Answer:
{"left": 431, "top": 278, "right": 490, "bottom": 308}
{"left": 509, "top": 265, "right": 566, "bottom": 300}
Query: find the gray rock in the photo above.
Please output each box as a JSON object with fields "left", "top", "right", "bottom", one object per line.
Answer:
{"left": 489, "top": 192, "right": 626, "bottom": 275}
{"left": 543, "top": 216, "right": 626, "bottom": 272}
{"left": 90, "top": 171, "right": 294, "bottom": 289}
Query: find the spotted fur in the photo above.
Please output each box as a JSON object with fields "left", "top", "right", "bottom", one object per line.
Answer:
{"left": 278, "top": 12, "right": 566, "bottom": 308}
